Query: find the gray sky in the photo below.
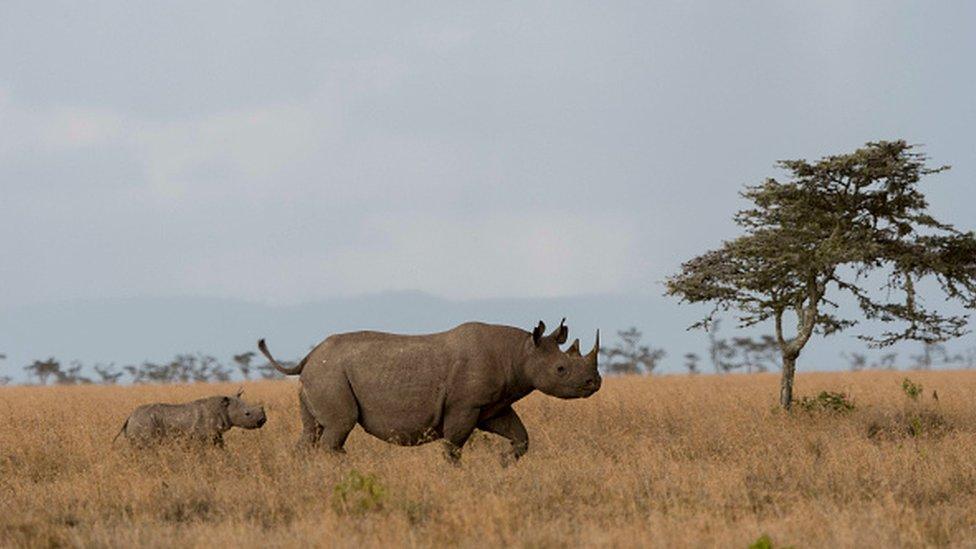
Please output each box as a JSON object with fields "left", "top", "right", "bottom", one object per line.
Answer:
{"left": 1, "top": 1, "right": 974, "bottom": 308}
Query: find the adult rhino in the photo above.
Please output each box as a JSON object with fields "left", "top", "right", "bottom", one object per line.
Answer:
{"left": 258, "top": 319, "right": 600, "bottom": 464}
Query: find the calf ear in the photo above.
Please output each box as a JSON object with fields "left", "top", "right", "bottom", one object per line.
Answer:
{"left": 235, "top": 387, "right": 244, "bottom": 398}
{"left": 221, "top": 396, "right": 231, "bottom": 407}
{"left": 532, "top": 321, "right": 546, "bottom": 346}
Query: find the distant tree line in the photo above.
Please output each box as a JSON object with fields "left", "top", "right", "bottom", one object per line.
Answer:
{"left": 598, "top": 321, "right": 781, "bottom": 376}
{"left": 844, "top": 342, "right": 976, "bottom": 372}
{"left": 598, "top": 324, "right": 976, "bottom": 377}
{"left": 2, "top": 329, "right": 974, "bottom": 387}
{"left": 5, "top": 352, "right": 290, "bottom": 386}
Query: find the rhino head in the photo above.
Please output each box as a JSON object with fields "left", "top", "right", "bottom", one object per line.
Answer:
{"left": 223, "top": 389, "right": 268, "bottom": 429}
{"left": 523, "top": 319, "right": 602, "bottom": 399}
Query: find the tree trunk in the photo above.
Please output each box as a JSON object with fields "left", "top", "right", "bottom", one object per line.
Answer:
{"left": 779, "top": 354, "right": 797, "bottom": 409}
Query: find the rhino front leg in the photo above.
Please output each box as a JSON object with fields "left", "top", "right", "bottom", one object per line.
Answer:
{"left": 477, "top": 406, "right": 528, "bottom": 466}
{"left": 441, "top": 408, "right": 480, "bottom": 465}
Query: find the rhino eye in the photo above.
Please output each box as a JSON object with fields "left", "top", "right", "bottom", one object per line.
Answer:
{"left": 556, "top": 365, "right": 567, "bottom": 375}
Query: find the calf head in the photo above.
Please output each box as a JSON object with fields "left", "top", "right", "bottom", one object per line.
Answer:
{"left": 524, "top": 319, "right": 602, "bottom": 399}
{"left": 223, "top": 389, "right": 267, "bottom": 429}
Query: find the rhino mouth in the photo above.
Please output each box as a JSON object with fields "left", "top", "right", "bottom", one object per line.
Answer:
{"left": 579, "top": 379, "right": 601, "bottom": 396}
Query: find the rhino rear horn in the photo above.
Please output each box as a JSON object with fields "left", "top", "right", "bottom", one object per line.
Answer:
{"left": 549, "top": 317, "right": 568, "bottom": 344}
{"left": 586, "top": 330, "right": 600, "bottom": 365}
{"left": 566, "top": 338, "right": 581, "bottom": 356}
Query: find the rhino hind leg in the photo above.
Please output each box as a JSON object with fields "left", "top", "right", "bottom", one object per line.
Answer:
{"left": 297, "top": 391, "right": 325, "bottom": 449}
{"left": 477, "top": 406, "right": 529, "bottom": 466}
{"left": 301, "top": 380, "right": 358, "bottom": 454}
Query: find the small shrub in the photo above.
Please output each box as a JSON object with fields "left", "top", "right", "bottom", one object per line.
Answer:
{"left": 331, "top": 470, "right": 387, "bottom": 515}
{"left": 795, "top": 391, "right": 855, "bottom": 413}
{"left": 906, "top": 410, "right": 950, "bottom": 438}
{"left": 398, "top": 498, "right": 435, "bottom": 525}
{"left": 902, "top": 378, "right": 923, "bottom": 401}
{"left": 866, "top": 409, "right": 951, "bottom": 441}
{"left": 159, "top": 494, "right": 215, "bottom": 523}
{"left": 749, "top": 535, "right": 773, "bottom": 549}
{"left": 748, "top": 533, "right": 793, "bottom": 549}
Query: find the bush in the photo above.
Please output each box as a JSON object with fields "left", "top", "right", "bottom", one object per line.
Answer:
{"left": 901, "top": 378, "right": 923, "bottom": 401}
{"left": 331, "top": 470, "right": 387, "bottom": 515}
{"left": 795, "top": 391, "right": 855, "bottom": 413}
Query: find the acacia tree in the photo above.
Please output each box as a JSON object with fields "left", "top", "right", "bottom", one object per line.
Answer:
{"left": 24, "top": 358, "right": 62, "bottom": 385}
{"left": 233, "top": 351, "right": 256, "bottom": 380}
{"left": 667, "top": 141, "right": 976, "bottom": 408}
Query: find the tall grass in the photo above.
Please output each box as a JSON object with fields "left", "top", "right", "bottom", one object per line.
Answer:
{"left": 2, "top": 371, "right": 976, "bottom": 547}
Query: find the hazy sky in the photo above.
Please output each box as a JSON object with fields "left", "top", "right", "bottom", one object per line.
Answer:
{"left": 2, "top": 2, "right": 974, "bottom": 308}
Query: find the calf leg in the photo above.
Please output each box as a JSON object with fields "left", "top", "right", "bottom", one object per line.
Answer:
{"left": 477, "top": 406, "right": 528, "bottom": 466}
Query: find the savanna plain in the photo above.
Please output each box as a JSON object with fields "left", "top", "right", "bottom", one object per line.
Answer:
{"left": 3, "top": 371, "right": 976, "bottom": 548}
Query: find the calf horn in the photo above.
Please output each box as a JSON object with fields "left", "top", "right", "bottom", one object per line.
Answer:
{"left": 586, "top": 330, "right": 600, "bottom": 364}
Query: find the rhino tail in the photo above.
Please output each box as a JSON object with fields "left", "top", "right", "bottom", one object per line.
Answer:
{"left": 113, "top": 418, "right": 128, "bottom": 444}
{"left": 257, "top": 338, "right": 307, "bottom": 375}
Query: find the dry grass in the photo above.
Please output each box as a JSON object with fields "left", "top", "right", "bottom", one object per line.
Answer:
{"left": 3, "top": 370, "right": 976, "bottom": 548}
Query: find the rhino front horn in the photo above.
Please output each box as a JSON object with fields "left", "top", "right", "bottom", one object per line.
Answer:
{"left": 586, "top": 330, "right": 600, "bottom": 364}
{"left": 566, "top": 338, "right": 581, "bottom": 356}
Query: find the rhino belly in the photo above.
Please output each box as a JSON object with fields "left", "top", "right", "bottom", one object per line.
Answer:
{"left": 350, "top": 375, "right": 447, "bottom": 446}
{"left": 355, "top": 396, "right": 444, "bottom": 446}
{"left": 314, "top": 340, "right": 454, "bottom": 445}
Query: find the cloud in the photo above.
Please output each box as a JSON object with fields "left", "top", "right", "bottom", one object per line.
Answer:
{"left": 132, "top": 101, "right": 323, "bottom": 203}
{"left": 325, "top": 211, "right": 639, "bottom": 300}
{"left": 0, "top": 3, "right": 973, "bottom": 308}
{"left": 0, "top": 88, "right": 124, "bottom": 154}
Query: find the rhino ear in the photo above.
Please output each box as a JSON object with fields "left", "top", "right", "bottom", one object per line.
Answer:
{"left": 532, "top": 321, "right": 546, "bottom": 346}
{"left": 221, "top": 396, "right": 231, "bottom": 407}
{"left": 550, "top": 318, "right": 568, "bottom": 344}
{"left": 235, "top": 387, "right": 244, "bottom": 398}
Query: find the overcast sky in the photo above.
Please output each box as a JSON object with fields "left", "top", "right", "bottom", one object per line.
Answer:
{"left": 1, "top": 2, "right": 974, "bottom": 308}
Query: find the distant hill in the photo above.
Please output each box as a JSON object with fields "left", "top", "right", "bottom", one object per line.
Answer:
{"left": 0, "top": 291, "right": 964, "bottom": 381}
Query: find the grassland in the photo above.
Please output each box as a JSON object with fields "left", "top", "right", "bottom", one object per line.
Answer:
{"left": 2, "top": 370, "right": 976, "bottom": 548}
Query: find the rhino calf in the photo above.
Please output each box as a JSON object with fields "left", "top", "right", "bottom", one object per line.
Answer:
{"left": 114, "top": 390, "right": 267, "bottom": 447}
{"left": 258, "top": 319, "right": 601, "bottom": 464}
